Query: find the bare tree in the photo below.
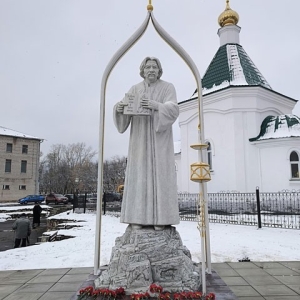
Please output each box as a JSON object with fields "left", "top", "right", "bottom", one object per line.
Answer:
{"left": 40, "top": 145, "right": 126, "bottom": 194}
{"left": 103, "top": 156, "right": 127, "bottom": 192}
{"left": 39, "top": 143, "right": 97, "bottom": 194}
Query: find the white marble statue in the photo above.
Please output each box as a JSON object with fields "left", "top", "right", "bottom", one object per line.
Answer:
{"left": 113, "top": 57, "right": 180, "bottom": 230}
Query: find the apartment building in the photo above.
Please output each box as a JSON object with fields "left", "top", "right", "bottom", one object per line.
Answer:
{"left": 0, "top": 126, "right": 42, "bottom": 202}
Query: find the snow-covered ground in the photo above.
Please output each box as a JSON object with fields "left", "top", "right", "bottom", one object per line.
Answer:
{"left": 0, "top": 204, "right": 51, "bottom": 221}
{"left": 0, "top": 208, "right": 300, "bottom": 271}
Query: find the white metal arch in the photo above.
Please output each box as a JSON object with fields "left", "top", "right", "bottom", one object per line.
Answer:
{"left": 94, "top": 9, "right": 211, "bottom": 293}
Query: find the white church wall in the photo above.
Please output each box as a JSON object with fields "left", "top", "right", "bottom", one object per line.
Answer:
{"left": 177, "top": 87, "right": 298, "bottom": 193}
{"left": 252, "top": 140, "right": 300, "bottom": 192}
{"left": 260, "top": 146, "right": 286, "bottom": 192}
{"left": 178, "top": 100, "right": 197, "bottom": 192}
{"left": 182, "top": 109, "right": 238, "bottom": 193}
{"left": 232, "top": 111, "right": 264, "bottom": 192}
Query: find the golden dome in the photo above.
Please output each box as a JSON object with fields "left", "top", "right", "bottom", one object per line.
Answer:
{"left": 218, "top": 0, "right": 239, "bottom": 27}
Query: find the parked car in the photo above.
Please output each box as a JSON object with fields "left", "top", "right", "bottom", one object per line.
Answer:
{"left": 77, "top": 193, "right": 97, "bottom": 203}
{"left": 45, "top": 193, "right": 68, "bottom": 205}
{"left": 64, "top": 194, "right": 74, "bottom": 204}
{"left": 105, "top": 192, "right": 122, "bottom": 202}
{"left": 18, "top": 195, "right": 45, "bottom": 205}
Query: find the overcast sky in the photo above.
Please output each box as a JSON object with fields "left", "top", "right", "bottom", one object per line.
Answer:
{"left": 0, "top": 0, "right": 299, "bottom": 160}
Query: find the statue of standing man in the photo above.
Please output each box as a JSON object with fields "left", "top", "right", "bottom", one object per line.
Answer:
{"left": 113, "top": 57, "right": 180, "bottom": 230}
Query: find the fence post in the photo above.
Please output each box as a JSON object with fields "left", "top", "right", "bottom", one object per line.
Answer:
{"left": 103, "top": 192, "right": 106, "bottom": 215}
{"left": 84, "top": 192, "right": 87, "bottom": 214}
{"left": 256, "top": 187, "right": 262, "bottom": 229}
{"left": 73, "top": 193, "right": 78, "bottom": 213}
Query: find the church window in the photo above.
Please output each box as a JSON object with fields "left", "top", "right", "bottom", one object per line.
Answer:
{"left": 290, "top": 151, "right": 299, "bottom": 179}
{"left": 207, "top": 142, "right": 213, "bottom": 170}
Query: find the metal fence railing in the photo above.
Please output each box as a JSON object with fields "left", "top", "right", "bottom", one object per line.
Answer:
{"left": 178, "top": 189, "right": 300, "bottom": 229}
{"left": 80, "top": 189, "right": 300, "bottom": 229}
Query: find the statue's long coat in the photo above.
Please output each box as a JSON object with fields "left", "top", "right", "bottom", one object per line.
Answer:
{"left": 114, "top": 79, "right": 180, "bottom": 226}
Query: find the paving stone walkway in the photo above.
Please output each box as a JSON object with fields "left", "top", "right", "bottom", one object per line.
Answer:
{"left": 0, "top": 262, "right": 300, "bottom": 299}
{"left": 0, "top": 267, "right": 92, "bottom": 300}
{"left": 212, "top": 261, "right": 300, "bottom": 299}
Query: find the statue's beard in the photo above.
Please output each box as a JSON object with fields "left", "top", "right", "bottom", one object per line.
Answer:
{"left": 146, "top": 75, "right": 157, "bottom": 84}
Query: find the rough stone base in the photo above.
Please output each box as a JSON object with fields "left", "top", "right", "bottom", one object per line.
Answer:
{"left": 94, "top": 225, "right": 201, "bottom": 294}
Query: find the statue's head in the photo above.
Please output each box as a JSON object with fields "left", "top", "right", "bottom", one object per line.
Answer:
{"left": 139, "top": 57, "right": 163, "bottom": 82}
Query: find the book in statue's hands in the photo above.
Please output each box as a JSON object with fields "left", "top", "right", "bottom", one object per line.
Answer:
{"left": 123, "top": 93, "right": 151, "bottom": 116}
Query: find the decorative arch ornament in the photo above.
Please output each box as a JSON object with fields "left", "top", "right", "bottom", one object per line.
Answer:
{"left": 94, "top": 2, "right": 211, "bottom": 293}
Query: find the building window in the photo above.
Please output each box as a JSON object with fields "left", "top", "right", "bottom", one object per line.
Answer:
{"left": 6, "top": 143, "right": 12, "bottom": 153}
{"left": 2, "top": 185, "right": 10, "bottom": 190}
{"left": 22, "top": 145, "right": 28, "bottom": 154}
{"left": 207, "top": 142, "right": 213, "bottom": 170}
{"left": 5, "top": 159, "right": 11, "bottom": 173}
{"left": 19, "top": 185, "right": 26, "bottom": 190}
{"left": 21, "top": 160, "right": 27, "bottom": 173}
{"left": 290, "top": 151, "right": 299, "bottom": 178}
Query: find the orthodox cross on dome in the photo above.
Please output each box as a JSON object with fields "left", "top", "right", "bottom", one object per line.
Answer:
{"left": 147, "top": 0, "right": 153, "bottom": 11}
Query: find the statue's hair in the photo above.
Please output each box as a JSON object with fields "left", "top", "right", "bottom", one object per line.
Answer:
{"left": 139, "top": 57, "right": 163, "bottom": 79}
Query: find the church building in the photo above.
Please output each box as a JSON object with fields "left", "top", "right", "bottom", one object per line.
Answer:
{"left": 175, "top": 1, "right": 300, "bottom": 193}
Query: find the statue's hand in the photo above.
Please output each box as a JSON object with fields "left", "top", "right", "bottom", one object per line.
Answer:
{"left": 141, "top": 99, "right": 159, "bottom": 111}
{"left": 116, "top": 101, "right": 125, "bottom": 113}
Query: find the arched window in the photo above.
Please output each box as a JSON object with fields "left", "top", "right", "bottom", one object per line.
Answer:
{"left": 290, "top": 151, "right": 299, "bottom": 178}
{"left": 207, "top": 142, "right": 212, "bottom": 170}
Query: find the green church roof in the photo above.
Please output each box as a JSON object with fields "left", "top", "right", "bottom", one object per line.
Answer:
{"left": 193, "top": 43, "right": 271, "bottom": 96}
{"left": 249, "top": 115, "right": 300, "bottom": 142}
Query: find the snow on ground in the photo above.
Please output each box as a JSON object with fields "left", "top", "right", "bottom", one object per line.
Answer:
{"left": 0, "top": 204, "right": 51, "bottom": 222}
{"left": 0, "top": 212, "right": 11, "bottom": 222}
{"left": 0, "top": 209, "right": 300, "bottom": 271}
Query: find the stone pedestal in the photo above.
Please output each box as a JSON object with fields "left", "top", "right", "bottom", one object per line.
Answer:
{"left": 95, "top": 225, "right": 201, "bottom": 294}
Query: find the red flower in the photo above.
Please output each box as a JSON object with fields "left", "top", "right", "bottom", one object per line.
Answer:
{"left": 77, "top": 286, "right": 94, "bottom": 299}
{"left": 115, "top": 287, "right": 125, "bottom": 296}
{"left": 86, "top": 286, "right": 94, "bottom": 296}
{"left": 158, "top": 294, "right": 166, "bottom": 300}
{"left": 130, "top": 292, "right": 150, "bottom": 300}
{"left": 180, "top": 292, "right": 188, "bottom": 299}
{"left": 186, "top": 292, "right": 195, "bottom": 299}
{"left": 92, "top": 289, "right": 101, "bottom": 296}
{"left": 135, "top": 293, "right": 143, "bottom": 300}
{"left": 194, "top": 291, "right": 203, "bottom": 299}
{"left": 173, "top": 293, "right": 182, "bottom": 300}
{"left": 110, "top": 290, "right": 117, "bottom": 298}
{"left": 103, "top": 288, "right": 110, "bottom": 296}
{"left": 158, "top": 292, "right": 171, "bottom": 300}
{"left": 206, "top": 293, "right": 216, "bottom": 300}
{"left": 138, "top": 293, "right": 144, "bottom": 300}
{"left": 79, "top": 288, "right": 86, "bottom": 295}
{"left": 149, "top": 283, "right": 163, "bottom": 293}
